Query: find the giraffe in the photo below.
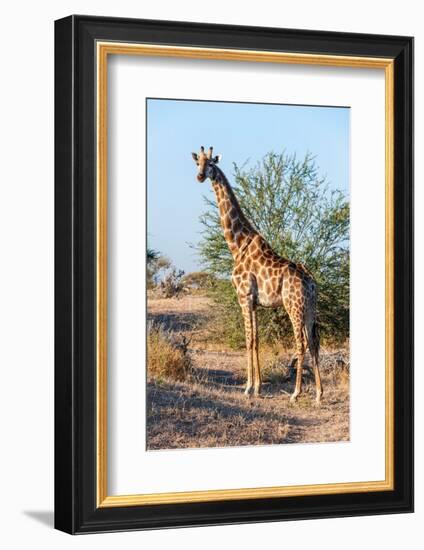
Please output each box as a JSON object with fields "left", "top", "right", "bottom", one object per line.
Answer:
{"left": 191, "top": 146, "right": 323, "bottom": 404}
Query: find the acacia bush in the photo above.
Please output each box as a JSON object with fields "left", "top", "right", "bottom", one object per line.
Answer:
{"left": 197, "top": 151, "right": 349, "bottom": 347}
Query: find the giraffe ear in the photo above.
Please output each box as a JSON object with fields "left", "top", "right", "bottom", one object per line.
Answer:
{"left": 191, "top": 152, "right": 198, "bottom": 161}
{"left": 213, "top": 154, "right": 222, "bottom": 164}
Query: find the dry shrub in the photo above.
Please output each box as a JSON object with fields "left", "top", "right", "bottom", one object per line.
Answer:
{"left": 334, "top": 367, "right": 349, "bottom": 391}
{"left": 327, "top": 357, "right": 349, "bottom": 391}
{"left": 260, "top": 346, "right": 350, "bottom": 391}
{"left": 260, "top": 347, "right": 290, "bottom": 384}
{"left": 159, "top": 268, "right": 185, "bottom": 298}
{"left": 147, "top": 323, "right": 191, "bottom": 381}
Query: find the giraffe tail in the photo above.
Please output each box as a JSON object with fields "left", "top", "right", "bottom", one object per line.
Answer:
{"left": 304, "top": 320, "right": 320, "bottom": 364}
{"left": 312, "top": 321, "right": 320, "bottom": 363}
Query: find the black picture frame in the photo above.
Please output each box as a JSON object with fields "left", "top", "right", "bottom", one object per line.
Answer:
{"left": 55, "top": 14, "right": 414, "bottom": 534}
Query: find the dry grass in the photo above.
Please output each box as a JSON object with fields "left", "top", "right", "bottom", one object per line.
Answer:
{"left": 146, "top": 293, "right": 350, "bottom": 450}
{"left": 147, "top": 323, "right": 191, "bottom": 382}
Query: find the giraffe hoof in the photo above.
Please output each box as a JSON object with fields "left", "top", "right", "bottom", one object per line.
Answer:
{"left": 244, "top": 386, "right": 254, "bottom": 397}
{"left": 315, "top": 389, "right": 323, "bottom": 403}
{"left": 290, "top": 393, "right": 299, "bottom": 403}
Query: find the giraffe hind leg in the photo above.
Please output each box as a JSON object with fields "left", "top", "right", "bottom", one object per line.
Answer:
{"left": 289, "top": 321, "right": 306, "bottom": 403}
{"left": 305, "top": 320, "right": 323, "bottom": 404}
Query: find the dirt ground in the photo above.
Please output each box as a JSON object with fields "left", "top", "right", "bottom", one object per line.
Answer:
{"left": 147, "top": 293, "right": 350, "bottom": 450}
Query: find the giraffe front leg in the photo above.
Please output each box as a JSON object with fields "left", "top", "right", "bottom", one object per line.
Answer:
{"left": 252, "top": 307, "right": 261, "bottom": 396}
{"left": 245, "top": 347, "right": 253, "bottom": 397}
{"left": 240, "top": 297, "right": 254, "bottom": 397}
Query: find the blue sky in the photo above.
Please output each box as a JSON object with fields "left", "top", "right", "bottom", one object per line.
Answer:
{"left": 147, "top": 98, "right": 349, "bottom": 273}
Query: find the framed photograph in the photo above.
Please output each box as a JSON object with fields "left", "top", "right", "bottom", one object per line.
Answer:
{"left": 54, "top": 15, "right": 413, "bottom": 534}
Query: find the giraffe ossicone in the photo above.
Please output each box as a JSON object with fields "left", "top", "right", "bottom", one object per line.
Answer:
{"left": 191, "top": 146, "right": 323, "bottom": 404}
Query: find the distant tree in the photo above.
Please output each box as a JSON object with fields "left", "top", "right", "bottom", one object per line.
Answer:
{"left": 197, "top": 151, "right": 349, "bottom": 346}
{"left": 147, "top": 248, "right": 171, "bottom": 289}
{"left": 147, "top": 248, "right": 159, "bottom": 264}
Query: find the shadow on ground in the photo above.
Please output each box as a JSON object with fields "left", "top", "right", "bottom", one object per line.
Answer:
{"left": 146, "top": 377, "right": 323, "bottom": 449}
{"left": 23, "top": 510, "right": 54, "bottom": 528}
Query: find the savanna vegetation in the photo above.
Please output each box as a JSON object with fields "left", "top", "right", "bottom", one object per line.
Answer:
{"left": 197, "top": 151, "right": 349, "bottom": 348}
{"left": 146, "top": 150, "right": 350, "bottom": 449}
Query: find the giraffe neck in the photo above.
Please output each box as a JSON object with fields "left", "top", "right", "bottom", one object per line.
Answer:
{"left": 211, "top": 167, "right": 257, "bottom": 259}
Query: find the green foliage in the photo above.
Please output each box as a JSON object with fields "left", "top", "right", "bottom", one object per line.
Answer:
{"left": 197, "top": 151, "right": 350, "bottom": 347}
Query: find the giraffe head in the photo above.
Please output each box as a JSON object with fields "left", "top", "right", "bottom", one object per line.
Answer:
{"left": 191, "top": 146, "right": 222, "bottom": 182}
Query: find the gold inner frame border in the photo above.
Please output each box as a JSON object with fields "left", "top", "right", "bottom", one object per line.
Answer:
{"left": 96, "top": 42, "right": 394, "bottom": 508}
